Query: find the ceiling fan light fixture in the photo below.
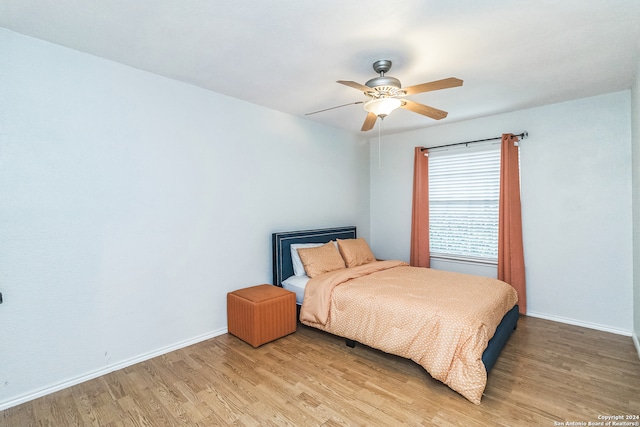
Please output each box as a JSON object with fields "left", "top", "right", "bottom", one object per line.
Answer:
{"left": 364, "top": 97, "right": 402, "bottom": 117}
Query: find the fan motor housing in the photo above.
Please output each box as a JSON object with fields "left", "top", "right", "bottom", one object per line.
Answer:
{"left": 365, "top": 75, "right": 401, "bottom": 90}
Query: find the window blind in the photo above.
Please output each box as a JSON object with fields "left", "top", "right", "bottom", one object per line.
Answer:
{"left": 428, "top": 146, "right": 501, "bottom": 261}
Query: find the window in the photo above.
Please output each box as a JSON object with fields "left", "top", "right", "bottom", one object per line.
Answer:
{"left": 428, "top": 145, "right": 501, "bottom": 262}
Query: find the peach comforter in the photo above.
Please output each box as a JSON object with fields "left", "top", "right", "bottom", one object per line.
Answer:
{"left": 299, "top": 260, "right": 518, "bottom": 404}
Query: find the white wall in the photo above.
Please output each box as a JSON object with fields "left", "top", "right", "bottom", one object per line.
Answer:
{"left": 632, "top": 51, "right": 640, "bottom": 353}
{"left": 370, "top": 91, "right": 633, "bottom": 334}
{"left": 0, "top": 29, "right": 369, "bottom": 409}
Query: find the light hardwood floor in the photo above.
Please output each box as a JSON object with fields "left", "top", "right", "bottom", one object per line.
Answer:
{"left": 2, "top": 315, "right": 639, "bottom": 426}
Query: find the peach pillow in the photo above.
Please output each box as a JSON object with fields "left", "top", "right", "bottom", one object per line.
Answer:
{"left": 297, "top": 241, "right": 346, "bottom": 278}
{"left": 337, "top": 238, "right": 376, "bottom": 267}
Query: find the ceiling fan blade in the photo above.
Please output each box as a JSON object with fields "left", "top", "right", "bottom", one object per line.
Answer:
{"left": 305, "top": 101, "right": 364, "bottom": 116}
{"left": 402, "top": 77, "right": 463, "bottom": 96}
{"left": 401, "top": 100, "right": 448, "bottom": 120}
{"left": 337, "top": 80, "right": 372, "bottom": 93}
{"left": 361, "top": 112, "right": 377, "bottom": 131}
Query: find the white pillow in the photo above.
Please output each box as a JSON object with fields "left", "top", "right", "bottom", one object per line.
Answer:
{"left": 290, "top": 243, "right": 323, "bottom": 276}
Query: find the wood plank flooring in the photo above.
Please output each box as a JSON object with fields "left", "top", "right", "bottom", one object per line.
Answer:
{"left": 2, "top": 315, "right": 639, "bottom": 426}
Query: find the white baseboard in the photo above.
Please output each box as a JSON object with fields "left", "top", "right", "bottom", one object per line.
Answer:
{"left": 0, "top": 327, "right": 228, "bottom": 412}
{"left": 526, "top": 311, "right": 632, "bottom": 337}
{"left": 633, "top": 333, "right": 640, "bottom": 360}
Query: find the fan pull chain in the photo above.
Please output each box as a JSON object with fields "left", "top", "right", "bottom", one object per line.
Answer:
{"left": 378, "top": 117, "right": 382, "bottom": 170}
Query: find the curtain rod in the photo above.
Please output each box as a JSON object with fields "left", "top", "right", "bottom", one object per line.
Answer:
{"left": 420, "top": 131, "right": 528, "bottom": 151}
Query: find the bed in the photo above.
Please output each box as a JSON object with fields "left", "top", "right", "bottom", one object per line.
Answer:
{"left": 271, "top": 226, "right": 519, "bottom": 404}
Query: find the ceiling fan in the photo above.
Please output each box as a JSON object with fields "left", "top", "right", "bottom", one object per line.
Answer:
{"left": 307, "top": 60, "right": 463, "bottom": 131}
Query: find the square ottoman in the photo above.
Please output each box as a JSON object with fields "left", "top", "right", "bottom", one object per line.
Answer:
{"left": 227, "top": 284, "right": 297, "bottom": 347}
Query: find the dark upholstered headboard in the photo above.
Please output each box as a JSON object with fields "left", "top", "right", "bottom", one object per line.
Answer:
{"left": 272, "top": 226, "right": 357, "bottom": 286}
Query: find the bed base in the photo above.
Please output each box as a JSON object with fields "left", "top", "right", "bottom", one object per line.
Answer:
{"left": 482, "top": 304, "right": 519, "bottom": 371}
{"left": 272, "top": 226, "right": 518, "bottom": 374}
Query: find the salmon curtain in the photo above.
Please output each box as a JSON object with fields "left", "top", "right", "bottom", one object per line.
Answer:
{"left": 410, "top": 147, "right": 430, "bottom": 267}
{"left": 498, "top": 134, "right": 527, "bottom": 314}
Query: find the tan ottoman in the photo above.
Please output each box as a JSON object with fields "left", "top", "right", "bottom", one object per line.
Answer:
{"left": 227, "top": 284, "right": 297, "bottom": 347}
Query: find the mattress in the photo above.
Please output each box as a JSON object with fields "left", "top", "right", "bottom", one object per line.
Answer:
{"left": 282, "top": 275, "right": 310, "bottom": 305}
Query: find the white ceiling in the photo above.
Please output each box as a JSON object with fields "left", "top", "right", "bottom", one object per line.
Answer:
{"left": 1, "top": 0, "right": 639, "bottom": 135}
